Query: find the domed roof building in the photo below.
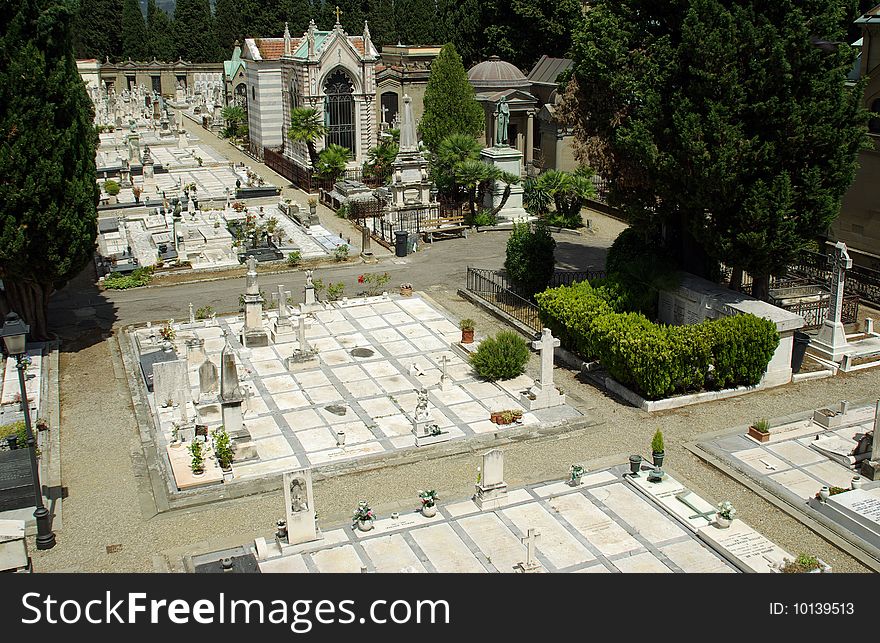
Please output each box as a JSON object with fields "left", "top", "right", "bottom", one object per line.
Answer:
{"left": 467, "top": 55, "right": 538, "bottom": 167}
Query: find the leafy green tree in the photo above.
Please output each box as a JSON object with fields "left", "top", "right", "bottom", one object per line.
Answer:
{"left": 569, "top": 0, "right": 869, "bottom": 300}
{"left": 394, "top": 0, "right": 436, "bottom": 45}
{"left": 504, "top": 222, "right": 556, "bottom": 298}
{"left": 73, "top": 0, "right": 123, "bottom": 60}
{"left": 147, "top": 0, "right": 176, "bottom": 61}
{"left": 174, "top": 0, "right": 221, "bottom": 62}
{"left": 315, "top": 144, "right": 353, "bottom": 181}
{"left": 1, "top": 0, "right": 100, "bottom": 338}
{"left": 289, "top": 107, "right": 327, "bottom": 167}
{"left": 121, "top": 0, "right": 149, "bottom": 60}
{"left": 419, "top": 43, "right": 484, "bottom": 151}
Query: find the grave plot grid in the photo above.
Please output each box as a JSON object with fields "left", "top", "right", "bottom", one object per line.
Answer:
{"left": 695, "top": 401, "right": 880, "bottom": 563}
{"left": 134, "top": 296, "right": 581, "bottom": 490}
{"left": 241, "top": 468, "right": 745, "bottom": 574}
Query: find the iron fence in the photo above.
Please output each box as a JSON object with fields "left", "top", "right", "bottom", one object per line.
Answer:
{"left": 776, "top": 294, "right": 861, "bottom": 329}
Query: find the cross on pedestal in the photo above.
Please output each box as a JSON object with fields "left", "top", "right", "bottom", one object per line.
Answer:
{"left": 518, "top": 528, "right": 541, "bottom": 572}
{"left": 532, "top": 328, "right": 560, "bottom": 390}
{"left": 827, "top": 241, "right": 852, "bottom": 326}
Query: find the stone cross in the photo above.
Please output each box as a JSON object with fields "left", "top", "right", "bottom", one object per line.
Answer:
{"left": 439, "top": 354, "right": 451, "bottom": 391}
{"left": 533, "top": 328, "right": 560, "bottom": 390}
{"left": 521, "top": 528, "right": 540, "bottom": 569}
{"left": 872, "top": 400, "right": 880, "bottom": 463}
{"left": 381, "top": 105, "right": 388, "bottom": 124}
{"left": 246, "top": 255, "right": 259, "bottom": 294}
{"left": 298, "top": 315, "right": 309, "bottom": 352}
{"left": 827, "top": 241, "right": 852, "bottom": 325}
{"left": 335, "top": 5, "right": 342, "bottom": 23}
{"left": 189, "top": 302, "right": 195, "bottom": 324}
{"left": 277, "top": 285, "right": 289, "bottom": 316}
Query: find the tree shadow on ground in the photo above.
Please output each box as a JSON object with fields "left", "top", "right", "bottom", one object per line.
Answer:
{"left": 554, "top": 240, "right": 609, "bottom": 272}
{"left": 48, "top": 262, "right": 118, "bottom": 353}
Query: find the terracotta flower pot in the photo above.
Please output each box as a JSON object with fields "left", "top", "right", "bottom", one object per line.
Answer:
{"left": 401, "top": 288, "right": 413, "bottom": 297}
{"left": 461, "top": 329, "right": 474, "bottom": 344}
{"left": 748, "top": 426, "right": 770, "bottom": 442}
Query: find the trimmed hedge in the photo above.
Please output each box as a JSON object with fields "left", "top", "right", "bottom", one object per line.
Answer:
{"left": 537, "top": 281, "right": 779, "bottom": 400}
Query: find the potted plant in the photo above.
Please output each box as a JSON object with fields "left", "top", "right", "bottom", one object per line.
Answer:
{"left": 569, "top": 464, "right": 586, "bottom": 486}
{"left": 418, "top": 489, "right": 438, "bottom": 517}
{"left": 490, "top": 411, "right": 502, "bottom": 424}
{"left": 651, "top": 430, "right": 665, "bottom": 467}
{"left": 460, "top": 319, "right": 475, "bottom": 344}
{"left": 400, "top": 282, "right": 413, "bottom": 297}
{"left": 35, "top": 417, "right": 49, "bottom": 431}
{"left": 715, "top": 501, "right": 736, "bottom": 528}
{"left": 213, "top": 426, "right": 233, "bottom": 472}
{"left": 159, "top": 325, "right": 176, "bottom": 342}
{"left": 748, "top": 418, "right": 770, "bottom": 442}
{"left": 352, "top": 500, "right": 375, "bottom": 531}
{"left": 778, "top": 554, "right": 831, "bottom": 574}
{"left": 189, "top": 440, "right": 205, "bottom": 476}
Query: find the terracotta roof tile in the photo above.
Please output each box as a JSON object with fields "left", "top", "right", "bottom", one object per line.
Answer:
{"left": 254, "top": 38, "right": 301, "bottom": 61}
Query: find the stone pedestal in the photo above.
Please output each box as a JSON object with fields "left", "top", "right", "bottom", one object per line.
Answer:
{"left": 480, "top": 146, "right": 528, "bottom": 222}
{"left": 474, "top": 480, "right": 509, "bottom": 511}
{"left": 520, "top": 328, "right": 566, "bottom": 410}
{"left": 413, "top": 418, "right": 451, "bottom": 447}
{"left": 812, "top": 320, "right": 850, "bottom": 362}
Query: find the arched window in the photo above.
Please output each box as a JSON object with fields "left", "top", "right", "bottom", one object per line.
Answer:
{"left": 324, "top": 69, "right": 355, "bottom": 154}
{"left": 869, "top": 98, "right": 880, "bottom": 135}
{"left": 380, "top": 91, "right": 399, "bottom": 125}
{"left": 235, "top": 83, "right": 248, "bottom": 113}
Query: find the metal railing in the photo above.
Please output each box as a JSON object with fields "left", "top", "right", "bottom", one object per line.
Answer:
{"left": 465, "top": 267, "right": 606, "bottom": 333}
{"left": 788, "top": 250, "right": 880, "bottom": 308}
{"left": 778, "top": 294, "right": 861, "bottom": 329}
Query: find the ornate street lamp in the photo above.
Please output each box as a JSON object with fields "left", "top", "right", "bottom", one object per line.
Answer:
{"left": 0, "top": 312, "right": 55, "bottom": 549}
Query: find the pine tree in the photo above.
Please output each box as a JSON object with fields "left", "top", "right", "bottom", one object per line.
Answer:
{"left": 174, "top": 0, "right": 221, "bottom": 62}
{"left": 568, "top": 0, "right": 869, "bottom": 299}
{"left": 288, "top": 0, "right": 312, "bottom": 35}
{"left": 214, "top": 0, "right": 245, "bottom": 52}
{"left": 0, "top": 0, "right": 100, "bottom": 339}
{"left": 121, "top": 0, "right": 149, "bottom": 60}
{"left": 419, "top": 43, "right": 484, "bottom": 151}
{"left": 73, "top": 0, "right": 123, "bottom": 60}
{"left": 147, "top": 0, "right": 176, "bottom": 61}
{"left": 395, "top": 0, "right": 436, "bottom": 45}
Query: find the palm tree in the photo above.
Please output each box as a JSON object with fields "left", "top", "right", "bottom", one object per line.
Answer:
{"left": 525, "top": 168, "right": 596, "bottom": 228}
{"left": 289, "top": 107, "right": 326, "bottom": 168}
{"left": 363, "top": 130, "right": 399, "bottom": 185}
{"left": 454, "top": 161, "right": 520, "bottom": 220}
{"left": 431, "top": 133, "right": 482, "bottom": 202}
{"left": 315, "top": 144, "right": 353, "bottom": 182}
{"left": 221, "top": 105, "right": 246, "bottom": 139}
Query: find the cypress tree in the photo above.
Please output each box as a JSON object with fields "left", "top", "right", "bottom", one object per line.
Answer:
{"left": 73, "top": 0, "right": 123, "bottom": 60}
{"left": 367, "top": 0, "right": 396, "bottom": 47}
{"left": 214, "top": 0, "right": 245, "bottom": 52}
{"left": 436, "top": 0, "right": 480, "bottom": 66}
{"left": 147, "top": 0, "right": 176, "bottom": 61}
{"left": 419, "top": 43, "right": 484, "bottom": 151}
{"left": 121, "top": 0, "right": 149, "bottom": 60}
{"left": 0, "top": 0, "right": 100, "bottom": 339}
{"left": 173, "top": 0, "right": 221, "bottom": 62}
{"left": 394, "top": 0, "right": 436, "bottom": 45}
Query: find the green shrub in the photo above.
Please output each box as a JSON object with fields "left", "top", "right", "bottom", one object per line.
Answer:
{"left": 504, "top": 222, "right": 556, "bottom": 298}
{"left": 287, "top": 251, "right": 302, "bottom": 267}
{"left": 536, "top": 281, "right": 615, "bottom": 358}
{"left": 189, "top": 440, "right": 205, "bottom": 473}
{"left": 0, "top": 421, "right": 40, "bottom": 455}
{"left": 103, "top": 266, "right": 153, "bottom": 289}
{"left": 195, "top": 305, "right": 214, "bottom": 320}
{"left": 469, "top": 331, "right": 530, "bottom": 381}
{"left": 327, "top": 282, "right": 345, "bottom": 301}
{"left": 651, "top": 430, "right": 664, "bottom": 453}
{"left": 213, "top": 427, "right": 233, "bottom": 469}
{"left": 104, "top": 179, "right": 120, "bottom": 196}
{"left": 334, "top": 244, "right": 349, "bottom": 261}
{"left": 604, "top": 227, "right": 679, "bottom": 317}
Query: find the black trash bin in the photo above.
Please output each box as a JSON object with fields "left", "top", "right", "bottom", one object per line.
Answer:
{"left": 791, "top": 331, "right": 810, "bottom": 374}
{"left": 395, "top": 230, "right": 408, "bottom": 257}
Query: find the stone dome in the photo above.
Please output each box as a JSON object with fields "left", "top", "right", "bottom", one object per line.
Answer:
{"left": 467, "top": 55, "right": 529, "bottom": 90}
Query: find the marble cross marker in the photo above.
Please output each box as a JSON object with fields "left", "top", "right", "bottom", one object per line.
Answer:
{"left": 532, "top": 328, "right": 560, "bottom": 389}
{"left": 521, "top": 528, "right": 540, "bottom": 569}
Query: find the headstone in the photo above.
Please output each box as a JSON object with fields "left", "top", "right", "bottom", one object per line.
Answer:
{"left": 439, "top": 355, "right": 452, "bottom": 392}
{"left": 282, "top": 469, "right": 320, "bottom": 546}
{"left": 516, "top": 528, "right": 542, "bottom": 573}
{"left": 153, "top": 359, "right": 190, "bottom": 406}
{"left": 861, "top": 400, "right": 880, "bottom": 480}
{"left": 812, "top": 242, "right": 853, "bottom": 362}
{"left": 286, "top": 315, "right": 318, "bottom": 369}
{"left": 474, "top": 449, "right": 508, "bottom": 510}
{"left": 0, "top": 520, "right": 29, "bottom": 572}
{"left": 241, "top": 255, "right": 269, "bottom": 347}
{"left": 302, "top": 270, "right": 318, "bottom": 311}
{"left": 220, "top": 334, "right": 244, "bottom": 433}
{"left": 520, "top": 328, "right": 565, "bottom": 410}
{"left": 412, "top": 387, "right": 449, "bottom": 446}
{"left": 185, "top": 337, "right": 206, "bottom": 371}
{"left": 198, "top": 358, "right": 219, "bottom": 400}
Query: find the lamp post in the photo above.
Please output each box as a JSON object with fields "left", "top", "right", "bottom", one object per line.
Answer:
{"left": 1, "top": 312, "right": 55, "bottom": 550}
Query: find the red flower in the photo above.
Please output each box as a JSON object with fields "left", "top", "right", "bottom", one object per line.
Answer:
{"left": 358, "top": 275, "right": 365, "bottom": 284}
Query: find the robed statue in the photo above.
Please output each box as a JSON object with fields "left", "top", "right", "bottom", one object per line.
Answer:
{"left": 495, "top": 97, "right": 510, "bottom": 147}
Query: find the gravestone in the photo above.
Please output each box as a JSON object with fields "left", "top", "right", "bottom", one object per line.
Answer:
{"left": 439, "top": 355, "right": 452, "bottom": 392}
{"left": 812, "top": 242, "right": 853, "bottom": 362}
{"left": 271, "top": 285, "right": 295, "bottom": 342}
{"left": 301, "top": 270, "right": 319, "bottom": 313}
{"left": 286, "top": 315, "right": 318, "bottom": 370}
{"left": 198, "top": 358, "right": 219, "bottom": 401}
{"left": 186, "top": 337, "right": 206, "bottom": 371}
{"left": 861, "top": 400, "right": 880, "bottom": 480}
{"left": 153, "top": 359, "right": 190, "bottom": 406}
{"left": 282, "top": 469, "right": 320, "bottom": 546}
{"left": 220, "top": 335, "right": 244, "bottom": 434}
{"left": 474, "top": 448, "right": 508, "bottom": 510}
{"left": 812, "top": 487, "right": 880, "bottom": 550}
{"left": 520, "top": 328, "right": 565, "bottom": 410}
{"left": 240, "top": 255, "right": 269, "bottom": 347}
{"left": 412, "top": 387, "right": 450, "bottom": 447}
{"left": 516, "top": 528, "right": 542, "bottom": 573}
